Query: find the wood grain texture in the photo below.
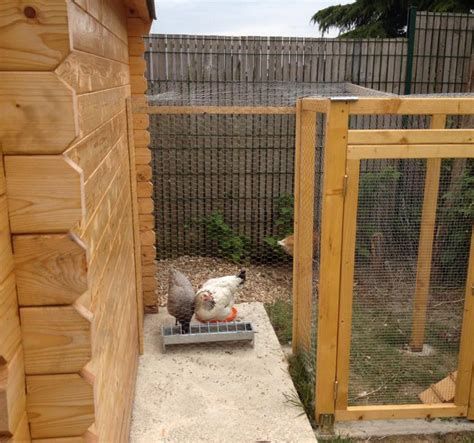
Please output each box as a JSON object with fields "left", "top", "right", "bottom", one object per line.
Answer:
{"left": 13, "top": 234, "right": 88, "bottom": 306}
{"left": 0, "top": 412, "right": 30, "bottom": 442}
{"left": 348, "top": 129, "right": 474, "bottom": 145}
{"left": 68, "top": 2, "right": 128, "bottom": 64}
{"left": 5, "top": 156, "right": 84, "bottom": 234}
{"left": 0, "top": 152, "right": 5, "bottom": 196}
{"left": 315, "top": 101, "right": 350, "bottom": 422}
{"left": 0, "top": 274, "right": 22, "bottom": 365}
{"left": 135, "top": 149, "right": 151, "bottom": 166}
{"left": 65, "top": 111, "right": 127, "bottom": 180}
{"left": 26, "top": 374, "right": 94, "bottom": 439}
{"left": 0, "top": 0, "right": 70, "bottom": 71}
{"left": 410, "top": 115, "right": 446, "bottom": 352}
{"left": 0, "top": 348, "right": 26, "bottom": 435}
{"left": 77, "top": 86, "right": 129, "bottom": 138}
{"left": 20, "top": 306, "right": 91, "bottom": 375}
{"left": 56, "top": 51, "right": 130, "bottom": 94}
{"left": 0, "top": 72, "right": 78, "bottom": 154}
{"left": 458, "top": 227, "right": 474, "bottom": 413}
{"left": 0, "top": 196, "right": 14, "bottom": 284}
{"left": 292, "top": 102, "right": 316, "bottom": 354}
{"left": 126, "top": 98, "right": 145, "bottom": 351}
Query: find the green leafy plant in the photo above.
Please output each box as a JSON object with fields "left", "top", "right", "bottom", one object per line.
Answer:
{"left": 264, "top": 194, "right": 294, "bottom": 257}
{"left": 197, "top": 210, "right": 250, "bottom": 263}
{"left": 265, "top": 298, "right": 293, "bottom": 344}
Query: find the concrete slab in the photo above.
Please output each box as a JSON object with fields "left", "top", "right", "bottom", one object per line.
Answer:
{"left": 334, "top": 418, "right": 474, "bottom": 440}
{"left": 130, "top": 302, "right": 316, "bottom": 443}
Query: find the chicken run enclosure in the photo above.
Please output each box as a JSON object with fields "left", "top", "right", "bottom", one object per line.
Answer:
{"left": 140, "top": 83, "right": 474, "bottom": 424}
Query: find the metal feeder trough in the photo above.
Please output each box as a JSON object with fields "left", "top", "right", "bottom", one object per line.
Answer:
{"left": 161, "top": 321, "right": 255, "bottom": 352}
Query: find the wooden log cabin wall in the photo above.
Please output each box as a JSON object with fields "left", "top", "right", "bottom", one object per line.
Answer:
{"left": 0, "top": 1, "right": 156, "bottom": 441}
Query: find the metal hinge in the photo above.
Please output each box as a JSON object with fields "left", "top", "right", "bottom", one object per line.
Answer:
{"left": 342, "top": 175, "right": 348, "bottom": 198}
{"left": 334, "top": 380, "right": 339, "bottom": 400}
{"left": 318, "top": 413, "right": 335, "bottom": 434}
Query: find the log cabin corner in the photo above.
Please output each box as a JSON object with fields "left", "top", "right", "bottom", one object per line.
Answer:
{"left": 0, "top": 1, "right": 156, "bottom": 441}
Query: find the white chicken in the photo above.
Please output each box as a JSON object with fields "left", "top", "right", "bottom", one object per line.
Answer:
{"left": 194, "top": 270, "right": 246, "bottom": 322}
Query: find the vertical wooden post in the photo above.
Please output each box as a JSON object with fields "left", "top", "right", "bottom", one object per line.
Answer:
{"left": 456, "top": 226, "right": 474, "bottom": 411}
{"left": 410, "top": 114, "right": 446, "bottom": 352}
{"left": 292, "top": 100, "right": 317, "bottom": 354}
{"left": 126, "top": 98, "right": 145, "bottom": 354}
{"left": 315, "top": 100, "right": 349, "bottom": 423}
{"left": 335, "top": 160, "right": 360, "bottom": 411}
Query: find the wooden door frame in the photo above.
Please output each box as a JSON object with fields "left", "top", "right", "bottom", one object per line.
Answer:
{"left": 296, "top": 96, "right": 474, "bottom": 424}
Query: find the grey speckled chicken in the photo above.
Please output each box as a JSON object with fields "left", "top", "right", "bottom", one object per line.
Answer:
{"left": 167, "top": 268, "right": 195, "bottom": 334}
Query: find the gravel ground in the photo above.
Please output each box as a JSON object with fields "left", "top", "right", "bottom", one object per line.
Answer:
{"left": 155, "top": 255, "right": 292, "bottom": 306}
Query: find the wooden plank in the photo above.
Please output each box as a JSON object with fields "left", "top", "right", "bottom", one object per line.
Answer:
{"left": 0, "top": 150, "right": 6, "bottom": 196}
{"left": 84, "top": 136, "right": 128, "bottom": 220}
{"left": 0, "top": 0, "right": 69, "bottom": 71}
{"left": 20, "top": 306, "right": 91, "bottom": 375}
{"left": 315, "top": 101, "right": 350, "bottom": 422}
{"left": 335, "top": 404, "right": 466, "bottom": 421}
{"left": 68, "top": 2, "right": 128, "bottom": 64}
{"left": 26, "top": 374, "right": 94, "bottom": 439}
{"left": 135, "top": 149, "right": 152, "bottom": 166}
{"left": 65, "top": 111, "right": 127, "bottom": 180}
{"left": 1, "top": 411, "right": 31, "bottom": 442}
{"left": 348, "top": 97, "right": 474, "bottom": 115}
{"left": 458, "top": 227, "right": 474, "bottom": 413}
{"left": 77, "top": 85, "right": 129, "bottom": 138}
{"left": 128, "top": 37, "right": 145, "bottom": 56}
{"left": 138, "top": 198, "right": 153, "bottom": 214}
{"left": 335, "top": 160, "right": 360, "bottom": 410}
{"left": 126, "top": 97, "right": 146, "bottom": 351}
{"left": 13, "top": 234, "right": 87, "bottom": 306}
{"left": 348, "top": 129, "right": 474, "bottom": 145}
{"left": 410, "top": 115, "right": 446, "bottom": 352}
{"left": 134, "top": 105, "right": 296, "bottom": 115}
{"left": 0, "top": 273, "right": 22, "bottom": 365}
{"left": 0, "top": 196, "right": 14, "bottom": 284}
{"left": 347, "top": 143, "right": 474, "bottom": 160}
{"left": 138, "top": 214, "right": 154, "bottom": 231}
{"left": 133, "top": 130, "right": 150, "bottom": 147}
{"left": 132, "top": 114, "right": 149, "bottom": 130}
{"left": 0, "top": 72, "right": 77, "bottom": 154}
{"left": 292, "top": 102, "right": 316, "bottom": 353}
{"left": 136, "top": 181, "right": 152, "bottom": 198}
{"left": 301, "top": 99, "right": 330, "bottom": 113}
{"left": 136, "top": 165, "right": 152, "bottom": 181}
{"left": 56, "top": 51, "right": 130, "bottom": 94}
{"left": 0, "top": 348, "right": 26, "bottom": 435}
{"left": 130, "top": 75, "right": 147, "bottom": 94}
{"left": 5, "top": 155, "right": 84, "bottom": 234}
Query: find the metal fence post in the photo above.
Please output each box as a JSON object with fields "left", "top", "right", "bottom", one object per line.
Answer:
{"left": 404, "top": 6, "right": 417, "bottom": 96}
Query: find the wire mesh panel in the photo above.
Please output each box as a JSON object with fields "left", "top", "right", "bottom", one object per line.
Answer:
{"left": 348, "top": 157, "right": 472, "bottom": 406}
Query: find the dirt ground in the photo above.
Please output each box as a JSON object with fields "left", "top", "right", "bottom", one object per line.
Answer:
{"left": 155, "top": 255, "right": 292, "bottom": 306}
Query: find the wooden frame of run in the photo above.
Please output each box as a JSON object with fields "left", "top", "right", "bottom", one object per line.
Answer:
{"left": 292, "top": 96, "right": 474, "bottom": 425}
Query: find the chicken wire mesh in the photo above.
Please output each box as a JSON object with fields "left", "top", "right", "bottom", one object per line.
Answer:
{"left": 148, "top": 82, "right": 391, "bottom": 311}
{"left": 348, "top": 156, "right": 472, "bottom": 406}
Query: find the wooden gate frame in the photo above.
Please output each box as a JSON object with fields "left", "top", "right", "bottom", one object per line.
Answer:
{"left": 292, "top": 96, "right": 474, "bottom": 424}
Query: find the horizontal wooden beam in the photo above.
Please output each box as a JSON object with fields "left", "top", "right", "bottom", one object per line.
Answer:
{"left": 348, "top": 97, "right": 474, "bottom": 115}
{"left": 347, "top": 143, "right": 474, "bottom": 159}
{"left": 301, "top": 98, "right": 330, "bottom": 113}
{"left": 20, "top": 306, "right": 91, "bottom": 375}
{"left": 335, "top": 404, "right": 467, "bottom": 421}
{"left": 348, "top": 129, "right": 473, "bottom": 145}
{"left": 134, "top": 105, "right": 296, "bottom": 115}
{"left": 13, "top": 234, "right": 88, "bottom": 306}
{"left": 26, "top": 374, "right": 94, "bottom": 439}
{"left": 5, "top": 156, "right": 84, "bottom": 234}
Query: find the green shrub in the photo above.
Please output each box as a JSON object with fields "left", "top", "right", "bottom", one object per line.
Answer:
{"left": 197, "top": 210, "right": 250, "bottom": 263}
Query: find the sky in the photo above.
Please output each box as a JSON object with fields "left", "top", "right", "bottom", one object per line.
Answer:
{"left": 151, "top": 0, "right": 353, "bottom": 37}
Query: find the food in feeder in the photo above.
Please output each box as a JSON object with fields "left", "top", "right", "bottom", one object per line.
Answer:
{"left": 167, "top": 268, "right": 195, "bottom": 334}
{"left": 195, "top": 270, "right": 246, "bottom": 322}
